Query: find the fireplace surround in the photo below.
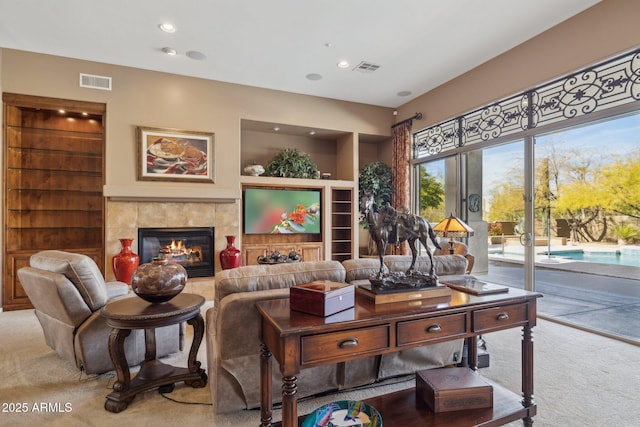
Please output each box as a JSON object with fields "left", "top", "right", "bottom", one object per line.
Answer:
{"left": 137, "top": 227, "right": 214, "bottom": 278}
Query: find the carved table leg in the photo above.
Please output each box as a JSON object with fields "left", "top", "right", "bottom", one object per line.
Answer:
{"left": 468, "top": 336, "right": 478, "bottom": 371}
{"left": 281, "top": 375, "right": 298, "bottom": 427}
{"left": 260, "top": 343, "right": 273, "bottom": 427}
{"left": 105, "top": 328, "right": 133, "bottom": 413}
{"left": 522, "top": 324, "right": 535, "bottom": 426}
{"left": 184, "top": 313, "right": 207, "bottom": 387}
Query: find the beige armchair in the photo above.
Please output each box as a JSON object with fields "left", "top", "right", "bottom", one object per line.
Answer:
{"left": 17, "top": 250, "right": 181, "bottom": 374}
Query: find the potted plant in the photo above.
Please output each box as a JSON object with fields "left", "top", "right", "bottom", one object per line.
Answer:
{"left": 358, "top": 162, "right": 393, "bottom": 255}
{"left": 264, "top": 148, "right": 320, "bottom": 179}
{"left": 358, "top": 162, "right": 393, "bottom": 220}
{"left": 488, "top": 222, "right": 504, "bottom": 244}
{"left": 613, "top": 223, "right": 638, "bottom": 245}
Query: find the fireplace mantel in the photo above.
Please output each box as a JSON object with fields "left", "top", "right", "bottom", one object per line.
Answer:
{"left": 103, "top": 185, "right": 239, "bottom": 203}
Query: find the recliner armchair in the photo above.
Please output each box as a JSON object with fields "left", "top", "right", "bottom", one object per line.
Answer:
{"left": 17, "top": 250, "right": 181, "bottom": 374}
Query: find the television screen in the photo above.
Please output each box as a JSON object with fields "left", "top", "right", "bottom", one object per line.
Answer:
{"left": 244, "top": 187, "right": 321, "bottom": 234}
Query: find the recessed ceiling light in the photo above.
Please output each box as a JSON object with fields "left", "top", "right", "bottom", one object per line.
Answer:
{"left": 337, "top": 60, "right": 350, "bottom": 69}
{"left": 273, "top": 127, "right": 280, "bottom": 132}
{"left": 162, "top": 47, "right": 177, "bottom": 56}
{"left": 309, "top": 130, "right": 316, "bottom": 135}
{"left": 306, "top": 73, "right": 322, "bottom": 81}
{"left": 397, "top": 90, "right": 412, "bottom": 97}
{"left": 186, "top": 51, "right": 207, "bottom": 61}
{"left": 159, "top": 23, "right": 176, "bottom": 33}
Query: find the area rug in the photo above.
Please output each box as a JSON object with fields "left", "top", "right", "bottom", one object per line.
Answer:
{"left": 1, "top": 304, "right": 637, "bottom": 426}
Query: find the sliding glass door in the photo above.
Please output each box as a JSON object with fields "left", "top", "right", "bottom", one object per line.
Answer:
{"left": 415, "top": 113, "right": 639, "bottom": 343}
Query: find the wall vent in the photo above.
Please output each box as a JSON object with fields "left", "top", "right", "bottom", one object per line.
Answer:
{"left": 353, "top": 61, "right": 381, "bottom": 73}
{"left": 79, "top": 73, "right": 112, "bottom": 91}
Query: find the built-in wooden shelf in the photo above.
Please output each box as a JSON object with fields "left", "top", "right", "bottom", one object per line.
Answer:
{"left": 2, "top": 93, "right": 106, "bottom": 310}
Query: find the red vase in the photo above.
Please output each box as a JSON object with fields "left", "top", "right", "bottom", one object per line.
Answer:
{"left": 112, "top": 238, "right": 140, "bottom": 285}
{"left": 220, "top": 235, "right": 241, "bottom": 270}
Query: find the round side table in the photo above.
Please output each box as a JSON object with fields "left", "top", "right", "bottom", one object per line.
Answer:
{"left": 101, "top": 293, "right": 207, "bottom": 413}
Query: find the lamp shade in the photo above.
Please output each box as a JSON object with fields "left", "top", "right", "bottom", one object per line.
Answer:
{"left": 433, "top": 214, "right": 475, "bottom": 238}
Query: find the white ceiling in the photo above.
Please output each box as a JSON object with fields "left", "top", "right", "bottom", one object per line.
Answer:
{"left": 0, "top": 0, "right": 600, "bottom": 108}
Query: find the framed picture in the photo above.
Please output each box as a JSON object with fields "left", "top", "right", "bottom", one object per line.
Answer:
{"left": 136, "top": 126, "right": 214, "bottom": 183}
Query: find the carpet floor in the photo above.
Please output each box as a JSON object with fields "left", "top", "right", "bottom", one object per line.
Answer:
{"left": 1, "top": 305, "right": 637, "bottom": 426}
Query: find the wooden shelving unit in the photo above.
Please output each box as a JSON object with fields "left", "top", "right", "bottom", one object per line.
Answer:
{"left": 330, "top": 188, "right": 353, "bottom": 262}
{"left": 239, "top": 121, "right": 391, "bottom": 264}
{"left": 2, "top": 94, "right": 105, "bottom": 310}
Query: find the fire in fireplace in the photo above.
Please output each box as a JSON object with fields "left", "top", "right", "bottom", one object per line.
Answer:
{"left": 137, "top": 227, "right": 214, "bottom": 278}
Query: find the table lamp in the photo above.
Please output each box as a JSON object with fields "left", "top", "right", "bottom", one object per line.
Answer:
{"left": 433, "top": 214, "right": 475, "bottom": 254}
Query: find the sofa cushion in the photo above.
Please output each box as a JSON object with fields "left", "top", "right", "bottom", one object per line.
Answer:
{"left": 343, "top": 255, "right": 468, "bottom": 282}
{"left": 30, "top": 250, "right": 108, "bottom": 311}
{"left": 214, "top": 260, "right": 346, "bottom": 306}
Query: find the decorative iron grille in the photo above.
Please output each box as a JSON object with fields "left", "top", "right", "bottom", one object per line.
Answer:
{"left": 414, "top": 49, "right": 640, "bottom": 158}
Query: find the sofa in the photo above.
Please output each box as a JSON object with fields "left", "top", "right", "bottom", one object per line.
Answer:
{"left": 17, "top": 250, "right": 182, "bottom": 374}
{"left": 206, "top": 253, "right": 469, "bottom": 413}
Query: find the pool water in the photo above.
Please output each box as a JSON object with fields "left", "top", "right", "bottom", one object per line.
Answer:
{"left": 549, "top": 250, "right": 640, "bottom": 268}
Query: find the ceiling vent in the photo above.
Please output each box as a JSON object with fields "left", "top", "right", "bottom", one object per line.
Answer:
{"left": 353, "top": 61, "right": 381, "bottom": 73}
{"left": 79, "top": 73, "right": 112, "bottom": 91}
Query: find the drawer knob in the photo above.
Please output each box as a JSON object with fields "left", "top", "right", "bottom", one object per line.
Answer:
{"left": 426, "top": 324, "right": 442, "bottom": 333}
{"left": 496, "top": 312, "right": 509, "bottom": 321}
{"left": 338, "top": 338, "right": 359, "bottom": 349}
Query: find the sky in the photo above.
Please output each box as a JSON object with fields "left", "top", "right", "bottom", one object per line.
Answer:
{"left": 484, "top": 112, "right": 640, "bottom": 190}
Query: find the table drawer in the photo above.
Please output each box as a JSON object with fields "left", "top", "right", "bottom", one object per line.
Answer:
{"left": 397, "top": 313, "right": 467, "bottom": 346}
{"left": 473, "top": 303, "right": 528, "bottom": 333}
{"left": 301, "top": 325, "right": 389, "bottom": 364}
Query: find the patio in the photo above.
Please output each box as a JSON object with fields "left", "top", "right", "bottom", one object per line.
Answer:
{"left": 478, "top": 249, "right": 640, "bottom": 344}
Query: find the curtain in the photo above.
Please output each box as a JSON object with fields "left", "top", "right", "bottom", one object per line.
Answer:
{"left": 391, "top": 120, "right": 412, "bottom": 255}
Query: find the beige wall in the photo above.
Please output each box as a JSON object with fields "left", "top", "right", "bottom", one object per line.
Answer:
{"left": 0, "top": 49, "right": 392, "bottom": 280}
{"left": 398, "top": 0, "right": 640, "bottom": 129}
{"left": 0, "top": 49, "right": 393, "bottom": 199}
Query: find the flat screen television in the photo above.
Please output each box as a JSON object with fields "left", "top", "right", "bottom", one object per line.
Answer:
{"left": 244, "top": 187, "right": 321, "bottom": 234}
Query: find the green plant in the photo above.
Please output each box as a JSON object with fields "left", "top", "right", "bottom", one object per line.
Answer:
{"left": 358, "top": 162, "right": 393, "bottom": 227}
{"left": 358, "top": 162, "right": 393, "bottom": 208}
{"left": 613, "top": 223, "right": 638, "bottom": 243}
{"left": 264, "top": 148, "right": 319, "bottom": 179}
{"left": 488, "top": 222, "right": 503, "bottom": 236}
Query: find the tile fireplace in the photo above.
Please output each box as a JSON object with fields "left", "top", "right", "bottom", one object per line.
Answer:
{"left": 137, "top": 227, "right": 214, "bottom": 278}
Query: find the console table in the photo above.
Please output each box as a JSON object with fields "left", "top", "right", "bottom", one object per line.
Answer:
{"left": 257, "top": 287, "right": 541, "bottom": 427}
{"left": 101, "top": 293, "right": 208, "bottom": 413}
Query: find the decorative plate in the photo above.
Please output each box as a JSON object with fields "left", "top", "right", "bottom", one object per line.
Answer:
{"left": 302, "top": 400, "right": 382, "bottom": 427}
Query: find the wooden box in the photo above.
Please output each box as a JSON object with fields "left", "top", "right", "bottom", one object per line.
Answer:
{"left": 290, "top": 281, "right": 355, "bottom": 317}
{"left": 416, "top": 367, "right": 493, "bottom": 413}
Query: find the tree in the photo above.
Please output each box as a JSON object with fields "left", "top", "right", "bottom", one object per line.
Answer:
{"left": 486, "top": 162, "right": 525, "bottom": 222}
{"left": 548, "top": 145, "right": 607, "bottom": 242}
{"left": 597, "top": 150, "right": 640, "bottom": 219}
{"left": 418, "top": 167, "right": 444, "bottom": 221}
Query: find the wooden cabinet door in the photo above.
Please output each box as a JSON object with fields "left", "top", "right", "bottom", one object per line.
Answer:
{"left": 3, "top": 252, "right": 32, "bottom": 310}
{"left": 244, "top": 245, "right": 267, "bottom": 266}
{"left": 298, "top": 243, "right": 322, "bottom": 262}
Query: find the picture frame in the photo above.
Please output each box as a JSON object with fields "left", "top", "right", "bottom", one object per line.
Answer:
{"left": 136, "top": 126, "right": 215, "bottom": 183}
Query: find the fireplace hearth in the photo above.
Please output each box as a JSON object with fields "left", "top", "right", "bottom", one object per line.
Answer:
{"left": 138, "top": 227, "right": 214, "bottom": 278}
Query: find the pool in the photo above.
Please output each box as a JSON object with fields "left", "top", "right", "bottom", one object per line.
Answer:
{"left": 546, "top": 249, "right": 640, "bottom": 268}
{"left": 490, "top": 247, "right": 640, "bottom": 268}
